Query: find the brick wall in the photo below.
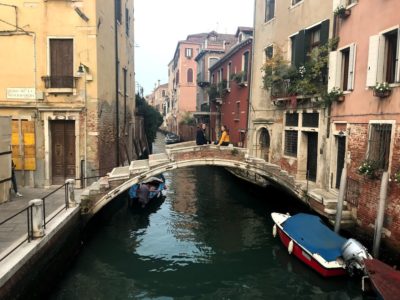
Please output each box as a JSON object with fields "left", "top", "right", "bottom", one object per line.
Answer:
{"left": 347, "top": 123, "right": 400, "bottom": 248}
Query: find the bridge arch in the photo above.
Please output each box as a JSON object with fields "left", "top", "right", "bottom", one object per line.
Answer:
{"left": 88, "top": 143, "right": 303, "bottom": 216}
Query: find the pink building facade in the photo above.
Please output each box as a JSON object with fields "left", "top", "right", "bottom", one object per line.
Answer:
{"left": 328, "top": 0, "right": 400, "bottom": 249}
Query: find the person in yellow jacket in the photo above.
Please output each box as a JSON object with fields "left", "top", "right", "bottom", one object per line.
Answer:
{"left": 217, "top": 125, "right": 230, "bottom": 146}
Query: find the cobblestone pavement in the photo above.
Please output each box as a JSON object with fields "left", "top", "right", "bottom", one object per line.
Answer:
{"left": 0, "top": 186, "right": 83, "bottom": 260}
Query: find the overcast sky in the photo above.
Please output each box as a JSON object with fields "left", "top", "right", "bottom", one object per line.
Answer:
{"left": 134, "top": 0, "right": 255, "bottom": 95}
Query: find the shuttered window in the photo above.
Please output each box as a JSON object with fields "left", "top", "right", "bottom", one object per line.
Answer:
{"left": 50, "top": 39, "right": 73, "bottom": 88}
{"left": 328, "top": 43, "right": 356, "bottom": 92}
{"left": 11, "top": 120, "right": 36, "bottom": 171}
{"left": 366, "top": 29, "right": 400, "bottom": 86}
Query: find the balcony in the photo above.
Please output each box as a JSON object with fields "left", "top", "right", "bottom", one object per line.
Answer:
{"left": 197, "top": 73, "right": 210, "bottom": 88}
{"left": 41, "top": 76, "right": 79, "bottom": 94}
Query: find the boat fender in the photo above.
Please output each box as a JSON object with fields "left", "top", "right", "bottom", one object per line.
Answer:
{"left": 272, "top": 225, "right": 277, "bottom": 238}
{"left": 288, "top": 240, "right": 294, "bottom": 254}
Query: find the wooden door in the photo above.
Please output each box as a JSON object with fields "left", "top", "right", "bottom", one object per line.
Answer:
{"left": 50, "top": 39, "right": 73, "bottom": 88}
{"left": 51, "top": 121, "right": 75, "bottom": 185}
{"left": 306, "top": 132, "right": 318, "bottom": 182}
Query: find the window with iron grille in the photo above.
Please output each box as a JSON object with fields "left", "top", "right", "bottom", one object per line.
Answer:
{"left": 285, "top": 112, "right": 299, "bottom": 127}
{"left": 302, "top": 112, "right": 319, "bottom": 127}
{"left": 367, "top": 123, "right": 392, "bottom": 170}
{"left": 284, "top": 130, "right": 298, "bottom": 157}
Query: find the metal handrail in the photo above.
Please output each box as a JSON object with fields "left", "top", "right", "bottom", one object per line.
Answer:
{"left": 0, "top": 173, "right": 110, "bottom": 262}
{"left": 0, "top": 205, "right": 33, "bottom": 263}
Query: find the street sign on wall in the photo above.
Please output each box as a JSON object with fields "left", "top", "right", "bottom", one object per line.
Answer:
{"left": 6, "top": 88, "right": 36, "bottom": 100}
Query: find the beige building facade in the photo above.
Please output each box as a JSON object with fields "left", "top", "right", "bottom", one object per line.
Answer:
{"left": 0, "top": 0, "right": 135, "bottom": 188}
{"left": 248, "top": 0, "right": 333, "bottom": 188}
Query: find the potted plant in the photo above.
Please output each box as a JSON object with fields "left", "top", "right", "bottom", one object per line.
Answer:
{"left": 231, "top": 71, "right": 247, "bottom": 86}
{"left": 325, "top": 87, "right": 344, "bottom": 104}
{"left": 373, "top": 82, "right": 392, "bottom": 98}
{"left": 357, "top": 160, "right": 379, "bottom": 179}
{"left": 334, "top": 5, "right": 351, "bottom": 19}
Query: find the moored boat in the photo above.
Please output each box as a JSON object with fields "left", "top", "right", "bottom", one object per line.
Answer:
{"left": 129, "top": 175, "right": 166, "bottom": 208}
{"left": 271, "top": 212, "right": 370, "bottom": 277}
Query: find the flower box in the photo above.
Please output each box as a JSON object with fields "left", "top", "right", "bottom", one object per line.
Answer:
{"left": 373, "top": 89, "right": 391, "bottom": 98}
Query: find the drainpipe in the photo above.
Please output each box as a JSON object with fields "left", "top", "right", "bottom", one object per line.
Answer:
{"left": 334, "top": 164, "right": 347, "bottom": 233}
{"left": 114, "top": 2, "right": 120, "bottom": 166}
{"left": 373, "top": 171, "right": 389, "bottom": 258}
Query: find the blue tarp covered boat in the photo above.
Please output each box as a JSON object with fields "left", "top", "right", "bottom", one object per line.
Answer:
{"left": 282, "top": 213, "right": 346, "bottom": 262}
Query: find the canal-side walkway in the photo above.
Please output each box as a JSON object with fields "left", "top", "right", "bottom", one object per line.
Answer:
{"left": 0, "top": 186, "right": 82, "bottom": 258}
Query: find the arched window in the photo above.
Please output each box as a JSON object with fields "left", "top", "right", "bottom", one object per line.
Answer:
{"left": 187, "top": 68, "right": 193, "bottom": 83}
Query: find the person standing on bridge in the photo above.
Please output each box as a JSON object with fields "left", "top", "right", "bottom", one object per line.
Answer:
{"left": 196, "top": 123, "right": 208, "bottom": 145}
{"left": 216, "top": 125, "right": 230, "bottom": 146}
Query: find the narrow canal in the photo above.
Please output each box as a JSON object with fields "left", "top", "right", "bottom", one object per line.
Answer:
{"left": 48, "top": 133, "right": 362, "bottom": 299}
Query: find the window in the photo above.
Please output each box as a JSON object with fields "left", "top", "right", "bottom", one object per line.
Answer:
{"left": 328, "top": 43, "right": 356, "bottom": 92}
{"left": 209, "top": 57, "right": 219, "bottom": 68}
{"left": 242, "top": 51, "right": 250, "bottom": 82}
{"left": 284, "top": 130, "right": 298, "bottom": 157}
{"left": 367, "top": 123, "right": 392, "bottom": 170}
{"left": 185, "top": 48, "right": 193, "bottom": 58}
{"left": 265, "top": 46, "right": 273, "bottom": 60}
{"left": 235, "top": 101, "right": 240, "bottom": 120}
{"left": 187, "top": 68, "right": 193, "bottom": 83}
{"left": 385, "top": 31, "right": 398, "bottom": 83}
{"left": 49, "top": 39, "right": 73, "bottom": 88}
{"left": 309, "top": 27, "right": 321, "bottom": 51}
{"left": 265, "top": 0, "right": 275, "bottom": 22}
{"left": 366, "top": 29, "right": 400, "bottom": 86}
{"left": 176, "top": 70, "right": 179, "bottom": 85}
{"left": 291, "top": 20, "right": 329, "bottom": 67}
{"left": 292, "top": 0, "right": 302, "bottom": 5}
{"left": 162, "top": 90, "right": 166, "bottom": 97}
{"left": 341, "top": 48, "right": 350, "bottom": 91}
{"left": 285, "top": 112, "right": 299, "bottom": 126}
{"left": 125, "top": 8, "right": 130, "bottom": 35}
{"left": 302, "top": 113, "right": 319, "bottom": 127}
{"left": 115, "top": 0, "right": 122, "bottom": 23}
{"left": 227, "top": 62, "right": 231, "bottom": 89}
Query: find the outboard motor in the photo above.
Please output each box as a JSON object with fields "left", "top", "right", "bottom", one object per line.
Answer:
{"left": 341, "top": 238, "right": 371, "bottom": 276}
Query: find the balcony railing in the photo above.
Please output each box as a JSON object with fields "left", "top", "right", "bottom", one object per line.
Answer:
{"left": 41, "top": 76, "right": 78, "bottom": 89}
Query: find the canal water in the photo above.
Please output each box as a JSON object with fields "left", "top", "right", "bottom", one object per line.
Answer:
{"left": 49, "top": 133, "right": 362, "bottom": 299}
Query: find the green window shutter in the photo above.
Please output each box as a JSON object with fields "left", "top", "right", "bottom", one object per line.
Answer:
{"left": 294, "top": 30, "right": 306, "bottom": 67}
{"left": 320, "top": 19, "right": 330, "bottom": 46}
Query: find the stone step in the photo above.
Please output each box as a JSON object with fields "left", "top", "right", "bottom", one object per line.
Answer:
{"left": 324, "top": 208, "right": 352, "bottom": 219}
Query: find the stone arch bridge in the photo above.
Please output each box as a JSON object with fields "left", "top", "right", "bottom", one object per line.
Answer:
{"left": 80, "top": 141, "right": 352, "bottom": 225}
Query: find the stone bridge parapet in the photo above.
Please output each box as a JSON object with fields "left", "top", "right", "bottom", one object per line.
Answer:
{"left": 79, "top": 141, "right": 354, "bottom": 226}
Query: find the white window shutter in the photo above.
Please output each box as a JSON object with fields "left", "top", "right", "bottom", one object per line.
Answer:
{"left": 366, "top": 35, "right": 380, "bottom": 87}
{"left": 347, "top": 43, "right": 356, "bottom": 90}
{"left": 328, "top": 51, "right": 339, "bottom": 92}
{"left": 396, "top": 28, "right": 400, "bottom": 83}
{"left": 332, "top": 0, "right": 343, "bottom": 11}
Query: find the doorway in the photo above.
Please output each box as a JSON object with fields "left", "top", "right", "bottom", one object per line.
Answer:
{"left": 51, "top": 121, "right": 76, "bottom": 185}
{"left": 306, "top": 132, "right": 318, "bottom": 182}
{"left": 259, "top": 128, "right": 270, "bottom": 162}
{"left": 335, "top": 136, "right": 346, "bottom": 189}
